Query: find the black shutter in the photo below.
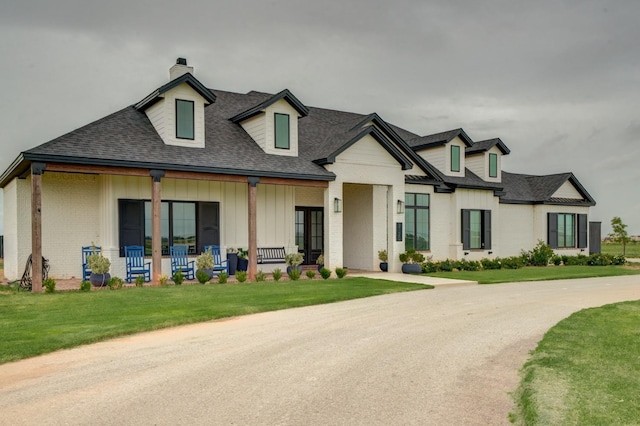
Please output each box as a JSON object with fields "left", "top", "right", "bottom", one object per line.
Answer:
{"left": 118, "top": 200, "right": 144, "bottom": 257}
{"left": 197, "top": 202, "right": 220, "bottom": 254}
{"left": 548, "top": 213, "right": 558, "bottom": 249}
{"left": 483, "top": 210, "right": 492, "bottom": 250}
{"left": 577, "top": 214, "right": 588, "bottom": 248}
{"left": 462, "top": 209, "right": 470, "bottom": 250}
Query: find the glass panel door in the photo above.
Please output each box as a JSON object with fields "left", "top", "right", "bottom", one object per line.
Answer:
{"left": 295, "top": 207, "right": 324, "bottom": 265}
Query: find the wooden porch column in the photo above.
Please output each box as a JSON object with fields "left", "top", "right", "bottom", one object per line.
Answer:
{"left": 150, "top": 170, "right": 165, "bottom": 285}
{"left": 30, "top": 162, "right": 46, "bottom": 293}
{"left": 247, "top": 177, "right": 259, "bottom": 281}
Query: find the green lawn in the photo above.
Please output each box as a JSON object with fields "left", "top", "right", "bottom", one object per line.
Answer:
{"left": 424, "top": 265, "right": 640, "bottom": 284}
{"left": 0, "top": 278, "right": 429, "bottom": 364}
{"left": 601, "top": 242, "right": 640, "bottom": 257}
{"left": 510, "top": 300, "right": 640, "bottom": 424}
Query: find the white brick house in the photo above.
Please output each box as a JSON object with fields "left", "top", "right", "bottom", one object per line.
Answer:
{"left": 0, "top": 59, "right": 595, "bottom": 288}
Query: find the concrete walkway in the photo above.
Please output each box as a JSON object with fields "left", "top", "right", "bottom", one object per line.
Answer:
{"left": 350, "top": 271, "right": 477, "bottom": 288}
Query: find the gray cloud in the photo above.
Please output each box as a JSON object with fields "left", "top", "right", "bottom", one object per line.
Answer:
{"left": 1, "top": 0, "right": 639, "bottom": 235}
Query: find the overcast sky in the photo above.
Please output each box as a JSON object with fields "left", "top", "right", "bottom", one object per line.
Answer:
{"left": 1, "top": 0, "right": 639, "bottom": 237}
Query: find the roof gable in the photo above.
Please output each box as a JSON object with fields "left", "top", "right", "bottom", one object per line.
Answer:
{"left": 466, "top": 138, "right": 511, "bottom": 155}
{"left": 229, "top": 89, "right": 309, "bottom": 123}
{"left": 407, "top": 128, "right": 474, "bottom": 150}
{"left": 135, "top": 73, "right": 216, "bottom": 111}
{"left": 500, "top": 171, "right": 596, "bottom": 206}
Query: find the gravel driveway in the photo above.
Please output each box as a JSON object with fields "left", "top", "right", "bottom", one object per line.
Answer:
{"left": 1, "top": 276, "right": 638, "bottom": 425}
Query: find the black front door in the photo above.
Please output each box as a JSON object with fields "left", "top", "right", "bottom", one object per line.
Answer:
{"left": 295, "top": 207, "right": 323, "bottom": 265}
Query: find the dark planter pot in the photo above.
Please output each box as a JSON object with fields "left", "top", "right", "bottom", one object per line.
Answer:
{"left": 379, "top": 262, "right": 388, "bottom": 272}
{"left": 90, "top": 272, "right": 110, "bottom": 287}
{"left": 237, "top": 258, "right": 248, "bottom": 272}
{"left": 227, "top": 253, "right": 238, "bottom": 275}
{"left": 317, "top": 264, "right": 324, "bottom": 272}
{"left": 401, "top": 263, "right": 422, "bottom": 274}
{"left": 286, "top": 265, "right": 303, "bottom": 275}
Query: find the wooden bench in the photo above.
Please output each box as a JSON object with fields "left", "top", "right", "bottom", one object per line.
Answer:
{"left": 257, "top": 247, "right": 287, "bottom": 264}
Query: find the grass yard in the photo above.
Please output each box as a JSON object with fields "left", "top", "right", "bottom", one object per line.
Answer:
{"left": 510, "top": 300, "right": 640, "bottom": 424}
{"left": 424, "top": 265, "right": 640, "bottom": 284}
{"left": 0, "top": 278, "right": 429, "bottom": 364}
{"left": 601, "top": 242, "right": 640, "bottom": 258}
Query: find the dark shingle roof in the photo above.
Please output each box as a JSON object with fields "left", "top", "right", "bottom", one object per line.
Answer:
{"left": 501, "top": 171, "right": 595, "bottom": 206}
{"left": 466, "top": 138, "right": 511, "bottom": 155}
{"left": 406, "top": 128, "right": 474, "bottom": 150}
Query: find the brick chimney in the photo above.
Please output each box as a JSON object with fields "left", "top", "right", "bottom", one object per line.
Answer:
{"left": 169, "top": 57, "right": 194, "bottom": 80}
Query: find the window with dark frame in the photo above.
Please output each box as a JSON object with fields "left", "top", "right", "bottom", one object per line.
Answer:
{"left": 274, "top": 113, "right": 290, "bottom": 149}
{"left": 548, "top": 213, "right": 587, "bottom": 249}
{"left": 461, "top": 209, "right": 491, "bottom": 250}
{"left": 176, "top": 99, "right": 194, "bottom": 140}
{"left": 489, "top": 153, "right": 498, "bottom": 178}
{"left": 451, "top": 145, "right": 461, "bottom": 172}
{"left": 405, "top": 193, "right": 430, "bottom": 251}
{"left": 118, "top": 199, "right": 219, "bottom": 257}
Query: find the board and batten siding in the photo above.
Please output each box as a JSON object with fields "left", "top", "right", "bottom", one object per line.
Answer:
{"left": 552, "top": 181, "right": 583, "bottom": 199}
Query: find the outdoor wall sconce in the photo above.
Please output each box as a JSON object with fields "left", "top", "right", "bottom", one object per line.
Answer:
{"left": 488, "top": 251, "right": 493, "bottom": 255}
{"left": 397, "top": 200, "right": 405, "bottom": 214}
{"left": 464, "top": 252, "right": 469, "bottom": 256}
{"left": 334, "top": 197, "right": 342, "bottom": 213}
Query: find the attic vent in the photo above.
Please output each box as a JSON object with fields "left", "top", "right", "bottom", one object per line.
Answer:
{"left": 177, "top": 57, "right": 187, "bottom": 65}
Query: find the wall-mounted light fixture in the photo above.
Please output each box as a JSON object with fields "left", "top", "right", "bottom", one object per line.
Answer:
{"left": 488, "top": 251, "right": 493, "bottom": 255}
{"left": 464, "top": 252, "right": 469, "bottom": 256}
{"left": 397, "top": 200, "right": 405, "bottom": 214}
{"left": 334, "top": 197, "right": 342, "bottom": 213}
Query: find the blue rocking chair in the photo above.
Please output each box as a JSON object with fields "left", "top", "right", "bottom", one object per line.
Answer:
{"left": 125, "top": 245, "right": 151, "bottom": 283}
{"left": 170, "top": 245, "right": 195, "bottom": 280}
{"left": 204, "top": 245, "right": 229, "bottom": 275}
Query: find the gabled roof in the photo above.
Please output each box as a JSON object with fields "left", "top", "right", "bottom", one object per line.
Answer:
{"left": 313, "top": 126, "right": 413, "bottom": 170}
{"left": 406, "top": 128, "right": 474, "bottom": 150}
{"left": 500, "top": 171, "right": 596, "bottom": 206}
{"left": 134, "top": 72, "right": 217, "bottom": 111}
{"left": 466, "top": 138, "right": 511, "bottom": 155}
{"left": 229, "top": 89, "right": 309, "bottom": 122}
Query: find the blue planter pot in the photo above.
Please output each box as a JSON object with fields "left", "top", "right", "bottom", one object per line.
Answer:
{"left": 227, "top": 253, "right": 238, "bottom": 275}
{"left": 401, "top": 263, "right": 421, "bottom": 274}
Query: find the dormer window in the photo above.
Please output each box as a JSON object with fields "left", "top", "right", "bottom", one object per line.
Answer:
{"left": 451, "top": 145, "right": 460, "bottom": 172}
{"left": 176, "top": 99, "right": 194, "bottom": 140}
{"left": 275, "top": 113, "right": 290, "bottom": 149}
{"left": 489, "top": 153, "right": 498, "bottom": 178}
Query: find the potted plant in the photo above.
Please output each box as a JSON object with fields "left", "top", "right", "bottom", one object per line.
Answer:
{"left": 399, "top": 249, "right": 424, "bottom": 274}
{"left": 285, "top": 252, "right": 304, "bottom": 275}
{"left": 226, "top": 247, "right": 238, "bottom": 275}
{"left": 196, "top": 248, "right": 215, "bottom": 281}
{"left": 378, "top": 249, "right": 388, "bottom": 272}
{"left": 87, "top": 251, "right": 111, "bottom": 287}
{"left": 316, "top": 254, "right": 324, "bottom": 272}
{"left": 236, "top": 248, "right": 249, "bottom": 272}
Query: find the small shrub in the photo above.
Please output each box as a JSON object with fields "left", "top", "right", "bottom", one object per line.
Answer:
{"left": 196, "top": 248, "right": 214, "bottom": 270}
{"left": 588, "top": 253, "right": 612, "bottom": 266}
{"left": 43, "top": 278, "right": 56, "bottom": 293}
{"left": 86, "top": 251, "right": 110, "bottom": 274}
{"left": 481, "top": 258, "right": 502, "bottom": 270}
{"left": 107, "top": 276, "right": 123, "bottom": 290}
{"left": 565, "top": 254, "right": 589, "bottom": 266}
{"left": 501, "top": 256, "right": 523, "bottom": 270}
{"left": 451, "top": 260, "right": 464, "bottom": 271}
{"left": 335, "top": 267, "right": 348, "bottom": 279}
{"left": 288, "top": 269, "right": 301, "bottom": 281}
{"left": 236, "top": 270, "right": 248, "bottom": 282}
{"left": 255, "top": 270, "right": 267, "bottom": 282}
{"left": 377, "top": 249, "right": 388, "bottom": 262}
{"left": 612, "top": 254, "right": 626, "bottom": 265}
{"left": 173, "top": 269, "right": 184, "bottom": 285}
{"left": 561, "top": 255, "right": 570, "bottom": 265}
{"left": 196, "top": 269, "right": 211, "bottom": 284}
{"left": 438, "top": 259, "right": 453, "bottom": 272}
{"left": 217, "top": 272, "right": 228, "bottom": 284}
{"left": 422, "top": 260, "right": 438, "bottom": 273}
{"left": 158, "top": 274, "right": 169, "bottom": 286}
{"left": 463, "top": 260, "right": 481, "bottom": 271}
{"left": 134, "top": 275, "right": 145, "bottom": 287}
{"left": 399, "top": 249, "right": 425, "bottom": 264}
{"left": 285, "top": 252, "right": 304, "bottom": 267}
{"left": 306, "top": 270, "right": 316, "bottom": 279}
{"left": 272, "top": 268, "right": 282, "bottom": 281}
{"left": 529, "top": 240, "right": 554, "bottom": 266}
{"left": 552, "top": 255, "right": 563, "bottom": 266}
{"left": 319, "top": 267, "right": 331, "bottom": 280}
{"left": 80, "top": 280, "right": 91, "bottom": 292}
